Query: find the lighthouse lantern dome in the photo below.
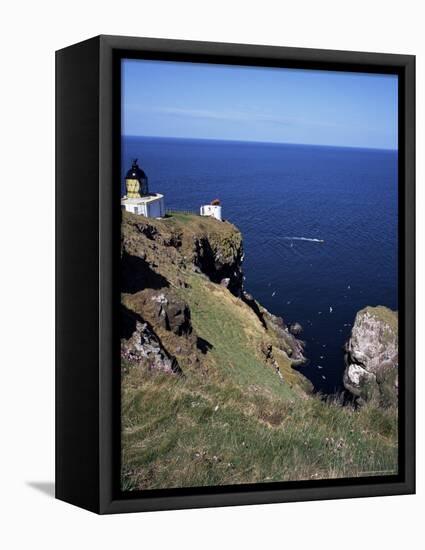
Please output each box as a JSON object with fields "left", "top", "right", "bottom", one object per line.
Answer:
{"left": 125, "top": 158, "right": 149, "bottom": 198}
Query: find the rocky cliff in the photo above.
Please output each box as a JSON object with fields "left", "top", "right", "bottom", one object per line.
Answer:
{"left": 121, "top": 210, "right": 309, "bottom": 391}
{"left": 120, "top": 212, "right": 398, "bottom": 490}
{"left": 343, "top": 306, "right": 398, "bottom": 406}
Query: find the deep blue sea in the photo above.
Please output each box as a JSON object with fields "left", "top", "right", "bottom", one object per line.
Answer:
{"left": 122, "top": 136, "right": 398, "bottom": 394}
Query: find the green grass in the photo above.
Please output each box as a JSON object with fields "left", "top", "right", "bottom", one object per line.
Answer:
{"left": 121, "top": 272, "right": 398, "bottom": 491}
{"left": 164, "top": 211, "right": 196, "bottom": 224}
{"left": 122, "top": 362, "right": 398, "bottom": 490}
{"left": 179, "top": 274, "right": 296, "bottom": 398}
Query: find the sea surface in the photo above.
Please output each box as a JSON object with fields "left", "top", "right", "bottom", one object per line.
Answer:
{"left": 122, "top": 136, "right": 398, "bottom": 394}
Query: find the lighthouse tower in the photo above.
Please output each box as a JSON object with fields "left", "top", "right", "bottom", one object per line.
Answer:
{"left": 121, "top": 159, "right": 165, "bottom": 218}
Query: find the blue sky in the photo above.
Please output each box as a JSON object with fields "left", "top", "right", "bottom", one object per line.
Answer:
{"left": 122, "top": 59, "right": 398, "bottom": 150}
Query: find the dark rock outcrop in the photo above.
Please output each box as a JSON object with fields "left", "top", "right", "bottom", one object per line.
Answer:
{"left": 263, "top": 310, "right": 306, "bottom": 366}
{"left": 343, "top": 306, "right": 398, "bottom": 406}
{"left": 121, "top": 251, "right": 170, "bottom": 293}
{"left": 193, "top": 233, "right": 244, "bottom": 296}
{"left": 142, "top": 291, "right": 192, "bottom": 336}
{"left": 122, "top": 288, "right": 201, "bottom": 373}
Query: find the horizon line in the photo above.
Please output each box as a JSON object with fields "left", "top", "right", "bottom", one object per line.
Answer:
{"left": 123, "top": 134, "right": 398, "bottom": 153}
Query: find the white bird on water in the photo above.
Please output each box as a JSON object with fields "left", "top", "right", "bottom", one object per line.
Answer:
{"left": 272, "top": 291, "right": 276, "bottom": 297}
{"left": 329, "top": 306, "right": 333, "bottom": 313}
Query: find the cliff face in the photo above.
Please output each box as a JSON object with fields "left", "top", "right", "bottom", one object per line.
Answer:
{"left": 193, "top": 232, "right": 244, "bottom": 295}
{"left": 121, "top": 211, "right": 309, "bottom": 391}
{"left": 343, "top": 306, "right": 398, "bottom": 406}
{"left": 121, "top": 211, "right": 243, "bottom": 294}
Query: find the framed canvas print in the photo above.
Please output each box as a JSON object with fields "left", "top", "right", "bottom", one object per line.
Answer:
{"left": 56, "top": 35, "right": 415, "bottom": 514}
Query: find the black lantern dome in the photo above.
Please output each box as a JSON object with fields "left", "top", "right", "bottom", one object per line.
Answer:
{"left": 125, "top": 159, "right": 149, "bottom": 197}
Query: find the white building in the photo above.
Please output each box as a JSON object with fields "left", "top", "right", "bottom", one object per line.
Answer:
{"left": 121, "top": 158, "right": 165, "bottom": 218}
{"left": 200, "top": 202, "right": 222, "bottom": 221}
{"left": 121, "top": 194, "right": 165, "bottom": 217}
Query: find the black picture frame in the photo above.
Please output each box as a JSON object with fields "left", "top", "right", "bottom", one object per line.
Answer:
{"left": 56, "top": 35, "right": 415, "bottom": 514}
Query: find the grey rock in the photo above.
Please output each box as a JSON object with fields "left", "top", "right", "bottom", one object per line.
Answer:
{"left": 289, "top": 322, "right": 303, "bottom": 335}
{"left": 121, "top": 320, "right": 182, "bottom": 375}
{"left": 343, "top": 306, "right": 398, "bottom": 405}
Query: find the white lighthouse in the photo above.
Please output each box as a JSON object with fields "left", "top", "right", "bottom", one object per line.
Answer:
{"left": 121, "top": 159, "right": 165, "bottom": 218}
{"left": 200, "top": 199, "right": 222, "bottom": 221}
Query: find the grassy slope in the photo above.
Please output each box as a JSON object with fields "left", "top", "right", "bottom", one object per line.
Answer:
{"left": 121, "top": 213, "right": 398, "bottom": 490}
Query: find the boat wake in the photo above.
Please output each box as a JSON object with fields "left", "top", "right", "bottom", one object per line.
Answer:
{"left": 283, "top": 237, "right": 325, "bottom": 243}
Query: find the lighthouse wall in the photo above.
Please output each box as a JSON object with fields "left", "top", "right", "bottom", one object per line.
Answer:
{"left": 146, "top": 196, "right": 165, "bottom": 218}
